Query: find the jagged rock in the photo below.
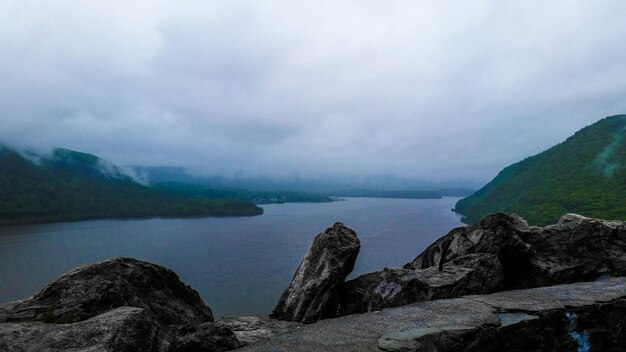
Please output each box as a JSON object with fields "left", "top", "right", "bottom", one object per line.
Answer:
{"left": 272, "top": 222, "right": 361, "bottom": 323}
{"left": 169, "top": 322, "right": 243, "bottom": 352}
{"left": 0, "top": 257, "right": 214, "bottom": 325}
{"left": 0, "top": 307, "right": 163, "bottom": 352}
{"left": 523, "top": 213, "right": 626, "bottom": 287}
{"left": 404, "top": 213, "right": 531, "bottom": 271}
{"left": 339, "top": 253, "right": 503, "bottom": 315}
{"left": 404, "top": 213, "right": 626, "bottom": 289}
{"left": 217, "top": 316, "right": 303, "bottom": 345}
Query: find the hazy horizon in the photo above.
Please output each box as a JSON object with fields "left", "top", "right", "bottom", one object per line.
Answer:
{"left": 2, "top": 1, "right": 626, "bottom": 185}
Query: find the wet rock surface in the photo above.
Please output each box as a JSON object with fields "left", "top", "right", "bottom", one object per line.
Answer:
{"left": 238, "top": 277, "right": 626, "bottom": 352}
{"left": 377, "top": 297, "right": 626, "bottom": 352}
{"left": 272, "top": 222, "right": 361, "bottom": 323}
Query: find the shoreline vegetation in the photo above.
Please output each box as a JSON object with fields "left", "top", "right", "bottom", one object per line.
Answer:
{"left": 0, "top": 203, "right": 263, "bottom": 227}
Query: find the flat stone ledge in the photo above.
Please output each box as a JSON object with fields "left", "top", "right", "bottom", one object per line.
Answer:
{"left": 237, "top": 277, "right": 626, "bottom": 352}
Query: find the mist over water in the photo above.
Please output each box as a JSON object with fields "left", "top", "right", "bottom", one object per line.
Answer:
{"left": 0, "top": 197, "right": 462, "bottom": 317}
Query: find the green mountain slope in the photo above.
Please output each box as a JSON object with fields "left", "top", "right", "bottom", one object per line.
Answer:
{"left": 455, "top": 115, "right": 626, "bottom": 226}
{"left": 0, "top": 147, "right": 262, "bottom": 225}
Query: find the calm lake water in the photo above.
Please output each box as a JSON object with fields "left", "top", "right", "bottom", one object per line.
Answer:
{"left": 0, "top": 197, "right": 462, "bottom": 318}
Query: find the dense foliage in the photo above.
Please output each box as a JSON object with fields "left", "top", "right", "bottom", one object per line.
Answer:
{"left": 455, "top": 115, "right": 626, "bottom": 226}
{"left": 0, "top": 147, "right": 262, "bottom": 225}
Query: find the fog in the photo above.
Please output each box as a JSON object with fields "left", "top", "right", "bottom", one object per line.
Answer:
{"left": 2, "top": 1, "right": 626, "bottom": 185}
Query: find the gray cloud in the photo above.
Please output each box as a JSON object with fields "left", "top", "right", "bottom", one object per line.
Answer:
{"left": 2, "top": 0, "right": 626, "bottom": 184}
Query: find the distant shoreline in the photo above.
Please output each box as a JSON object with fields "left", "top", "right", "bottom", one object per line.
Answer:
{"left": 0, "top": 210, "right": 265, "bottom": 227}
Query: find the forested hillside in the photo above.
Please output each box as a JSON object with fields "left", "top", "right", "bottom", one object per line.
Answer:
{"left": 0, "top": 147, "right": 262, "bottom": 225}
{"left": 455, "top": 115, "right": 626, "bottom": 226}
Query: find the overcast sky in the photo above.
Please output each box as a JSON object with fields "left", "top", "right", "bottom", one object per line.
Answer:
{"left": 2, "top": 1, "right": 626, "bottom": 184}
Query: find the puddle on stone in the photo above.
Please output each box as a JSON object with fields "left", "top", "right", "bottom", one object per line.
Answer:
{"left": 498, "top": 312, "right": 539, "bottom": 327}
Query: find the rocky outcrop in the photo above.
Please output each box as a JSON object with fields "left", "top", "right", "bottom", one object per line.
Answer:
{"left": 0, "top": 257, "right": 213, "bottom": 325}
{"left": 0, "top": 257, "right": 241, "bottom": 352}
{"left": 523, "top": 213, "right": 626, "bottom": 287}
{"left": 237, "top": 277, "right": 626, "bottom": 351}
{"left": 272, "top": 222, "right": 361, "bottom": 323}
{"left": 405, "top": 213, "right": 626, "bottom": 289}
{"left": 2, "top": 215, "right": 625, "bottom": 351}
{"left": 339, "top": 253, "right": 503, "bottom": 315}
{"left": 334, "top": 213, "right": 626, "bottom": 316}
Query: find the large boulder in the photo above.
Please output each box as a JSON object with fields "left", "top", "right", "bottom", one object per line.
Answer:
{"left": 0, "top": 258, "right": 245, "bottom": 352}
{"left": 404, "top": 213, "right": 626, "bottom": 289}
{"left": 272, "top": 222, "right": 361, "bottom": 323}
{"left": 339, "top": 253, "right": 503, "bottom": 315}
{"left": 0, "top": 257, "right": 214, "bottom": 325}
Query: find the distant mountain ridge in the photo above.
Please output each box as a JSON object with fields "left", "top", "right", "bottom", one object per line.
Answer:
{"left": 328, "top": 189, "right": 441, "bottom": 199}
{"left": 132, "top": 166, "right": 474, "bottom": 198}
{"left": 0, "top": 146, "right": 262, "bottom": 225}
{"left": 455, "top": 115, "right": 626, "bottom": 226}
{"left": 131, "top": 166, "right": 477, "bottom": 194}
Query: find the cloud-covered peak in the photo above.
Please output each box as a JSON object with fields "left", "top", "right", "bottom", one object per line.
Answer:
{"left": 2, "top": 1, "right": 626, "bottom": 184}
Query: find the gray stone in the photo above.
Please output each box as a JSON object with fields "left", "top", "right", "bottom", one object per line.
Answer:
{"left": 522, "top": 213, "right": 626, "bottom": 287}
{"left": 378, "top": 326, "right": 476, "bottom": 352}
{"left": 169, "top": 322, "right": 243, "bottom": 352}
{"left": 404, "top": 213, "right": 532, "bottom": 271}
{"left": 0, "top": 307, "right": 163, "bottom": 352}
{"left": 272, "top": 222, "right": 361, "bottom": 323}
{"left": 0, "top": 258, "right": 242, "bottom": 352}
{"left": 404, "top": 213, "right": 626, "bottom": 289}
{"left": 216, "top": 316, "right": 302, "bottom": 345}
{"left": 0, "top": 257, "right": 214, "bottom": 325}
